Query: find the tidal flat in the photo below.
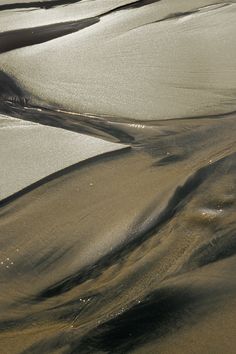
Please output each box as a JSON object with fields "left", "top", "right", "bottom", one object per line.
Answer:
{"left": 0, "top": 1, "right": 236, "bottom": 353}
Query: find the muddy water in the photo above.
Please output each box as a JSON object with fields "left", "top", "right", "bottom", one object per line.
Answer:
{"left": 0, "top": 1, "right": 236, "bottom": 353}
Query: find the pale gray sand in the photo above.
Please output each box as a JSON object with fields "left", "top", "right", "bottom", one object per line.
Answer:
{"left": 0, "top": 1, "right": 235, "bottom": 353}
{"left": 0, "top": 114, "right": 125, "bottom": 199}
{"left": 0, "top": 0, "right": 131, "bottom": 31}
{"left": 0, "top": 0, "right": 236, "bottom": 120}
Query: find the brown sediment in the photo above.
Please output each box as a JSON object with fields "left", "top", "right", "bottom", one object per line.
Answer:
{"left": 0, "top": 108, "right": 236, "bottom": 352}
{"left": 0, "top": 0, "right": 235, "bottom": 352}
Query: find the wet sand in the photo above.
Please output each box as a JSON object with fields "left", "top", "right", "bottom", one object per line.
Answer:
{"left": 0, "top": 114, "right": 125, "bottom": 199}
{"left": 0, "top": 108, "right": 235, "bottom": 353}
{"left": 0, "top": 1, "right": 236, "bottom": 353}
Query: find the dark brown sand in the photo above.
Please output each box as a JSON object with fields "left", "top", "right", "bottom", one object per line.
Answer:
{"left": 0, "top": 1, "right": 236, "bottom": 353}
{"left": 0, "top": 109, "right": 235, "bottom": 353}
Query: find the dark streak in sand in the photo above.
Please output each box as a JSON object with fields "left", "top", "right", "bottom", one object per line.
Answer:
{"left": 0, "top": 147, "right": 130, "bottom": 209}
{"left": 0, "top": 0, "right": 84, "bottom": 11}
{"left": 0, "top": 3, "right": 236, "bottom": 352}
{"left": 0, "top": 17, "right": 99, "bottom": 54}
{"left": 0, "top": 0, "right": 161, "bottom": 11}
{"left": 0, "top": 1, "right": 162, "bottom": 54}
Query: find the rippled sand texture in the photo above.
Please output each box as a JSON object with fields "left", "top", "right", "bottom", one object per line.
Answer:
{"left": 0, "top": 1, "right": 236, "bottom": 353}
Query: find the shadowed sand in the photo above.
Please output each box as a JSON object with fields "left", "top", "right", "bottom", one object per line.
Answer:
{"left": 0, "top": 0, "right": 83, "bottom": 11}
{"left": 0, "top": 18, "right": 99, "bottom": 54}
{"left": 0, "top": 1, "right": 236, "bottom": 353}
{"left": 0, "top": 109, "right": 236, "bottom": 353}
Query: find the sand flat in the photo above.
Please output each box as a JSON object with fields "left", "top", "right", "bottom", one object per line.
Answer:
{"left": 0, "top": 114, "right": 126, "bottom": 199}
{"left": 0, "top": 1, "right": 235, "bottom": 353}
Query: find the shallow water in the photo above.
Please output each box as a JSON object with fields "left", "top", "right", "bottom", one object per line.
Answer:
{"left": 0, "top": 1, "right": 236, "bottom": 353}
